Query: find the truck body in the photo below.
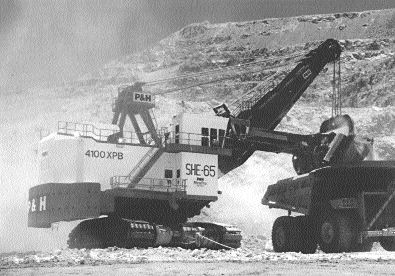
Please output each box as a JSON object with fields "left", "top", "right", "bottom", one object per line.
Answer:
{"left": 262, "top": 161, "right": 395, "bottom": 253}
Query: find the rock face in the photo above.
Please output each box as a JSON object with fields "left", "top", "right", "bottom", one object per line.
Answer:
{"left": 77, "top": 9, "right": 395, "bottom": 108}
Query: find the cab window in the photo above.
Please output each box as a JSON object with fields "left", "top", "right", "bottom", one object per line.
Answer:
{"left": 165, "top": 169, "right": 173, "bottom": 179}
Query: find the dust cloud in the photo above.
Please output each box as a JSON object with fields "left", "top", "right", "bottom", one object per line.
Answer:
{"left": 0, "top": 123, "right": 82, "bottom": 252}
{"left": 202, "top": 152, "right": 295, "bottom": 237}
{"left": 0, "top": 0, "right": 170, "bottom": 252}
{"left": 0, "top": 0, "right": 176, "bottom": 94}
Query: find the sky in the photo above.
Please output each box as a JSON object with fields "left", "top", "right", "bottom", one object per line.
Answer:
{"left": 1, "top": 0, "right": 394, "bottom": 92}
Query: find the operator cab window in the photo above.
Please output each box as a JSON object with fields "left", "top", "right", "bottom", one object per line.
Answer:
{"left": 210, "top": 128, "right": 218, "bottom": 147}
{"left": 175, "top": 125, "right": 180, "bottom": 144}
{"left": 165, "top": 169, "right": 173, "bottom": 179}
{"left": 219, "top": 129, "right": 225, "bottom": 147}
{"left": 201, "top": 128, "right": 209, "bottom": 146}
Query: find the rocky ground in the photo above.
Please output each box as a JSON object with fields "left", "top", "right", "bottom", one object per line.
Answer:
{"left": 1, "top": 239, "right": 395, "bottom": 275}
{"left": 5, "top": 262, "right": 395, "bottom": 276}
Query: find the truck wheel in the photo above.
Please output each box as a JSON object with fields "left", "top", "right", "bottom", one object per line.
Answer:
{"left": 272, "top": 216, "right": 297, "bottom": 252}
{"left": 380, "top": 237, "right": 395, "bottom": 251}
{"left": 352, "top": 240, "right": 374, "bottom": 252}
{"left": 318, "top": 212, "right": 355, "bottom": 253}
{"left": 295, "top": 216, "right": 317, "bottom": 254}
{"left": 347, "top": 216, "right": 373, "bottom": 252}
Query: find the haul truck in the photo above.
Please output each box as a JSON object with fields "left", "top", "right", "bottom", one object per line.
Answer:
{"left": 263, "top": 161, "right": 395, "bottom": 253}
{"left": 29, "top": 38, "right": 392, "bottom": 252}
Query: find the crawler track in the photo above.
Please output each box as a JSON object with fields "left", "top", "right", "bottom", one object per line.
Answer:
{"left": 67, "top": 217, "right": 242, "bottom": 250}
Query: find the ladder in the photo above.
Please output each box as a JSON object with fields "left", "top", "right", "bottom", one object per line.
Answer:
{"left": 126, "top": 147, "right": 165, "bottom": 186}
{"left": 127, "top": 147, "right": 158, "bottom": 181}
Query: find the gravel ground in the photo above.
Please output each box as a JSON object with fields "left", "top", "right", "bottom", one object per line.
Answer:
{"left": 1, "top": 236, "right": 395, "bottom": 275}
{"left": 4, "top": 261, "right": 395, "bottom": 276}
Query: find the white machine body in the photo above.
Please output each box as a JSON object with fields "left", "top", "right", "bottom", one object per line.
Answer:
{"left": 37, "top": 112, "right": 229, "bottom": 198}
{"left": 171, "top": 113, "right": 228, "bottom": 147}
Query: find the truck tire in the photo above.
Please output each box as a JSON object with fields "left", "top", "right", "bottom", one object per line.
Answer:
{"left": 348, "top": 215, "right": 373, "bottom": 253}
{"left": 272, "top": 216, "right": 298, "bottom": 252}
{"left": 352, "top": 240, "right": 374, "bottom": 252}
{"left": 380, "top": 237, "right": 395, "bottom": 251}
{"left": 295, "top": 216, "right": 317, "bottom": 254}
{"left": 318, "top": 212, "right": 355, "bottom": 253}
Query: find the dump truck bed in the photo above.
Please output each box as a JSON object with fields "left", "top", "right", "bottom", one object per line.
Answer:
{"left": 262, "top": 161, "right": 395, "bottom": 227}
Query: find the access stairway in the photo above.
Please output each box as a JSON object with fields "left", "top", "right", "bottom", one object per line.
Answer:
{"left": 124, "top": 147, "right": 165, "bottom": 187}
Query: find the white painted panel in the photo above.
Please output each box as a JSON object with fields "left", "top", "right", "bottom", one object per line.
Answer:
{"left": 144, "top": 152, "right": 177, "bottom": 180}
{"left": 172, "top": 113, "right": 228, "bottom": 146}
{"left": 180, "top": 152, "right": 218, "bottom": 197}
{"left": 38, "top": 134, "right": 80, "bottom": 184}
{"left": 82, "top": 138, "right": 150, "bottom": 190}
{"left": 38, "top": 133, "right": 152, "bottom": 190}
{"left": 38, "top": 112, "right": 225, "bottom": 195}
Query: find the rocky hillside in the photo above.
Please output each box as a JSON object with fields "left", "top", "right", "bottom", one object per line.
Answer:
{"left": 75, "top": 9, "right": 395, "bottom": 107}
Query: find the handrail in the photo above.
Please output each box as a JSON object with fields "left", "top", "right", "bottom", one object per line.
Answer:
{"left": 126, "top": 147, "right": 158, "bottom": 180}
{"left": 164, "top": 131, "right": 229, "bottom": 148}
{"left": 57, "top": 121, "right": 231, "bottom": 148}
{"left": 232, "top": 74, "right": 281, "bottom": 117}
{"left": 110, "top": 176, "right": 187, "bottom": 192}
{"left": 57, "top": 121, "right": 156, "bottom": 145}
